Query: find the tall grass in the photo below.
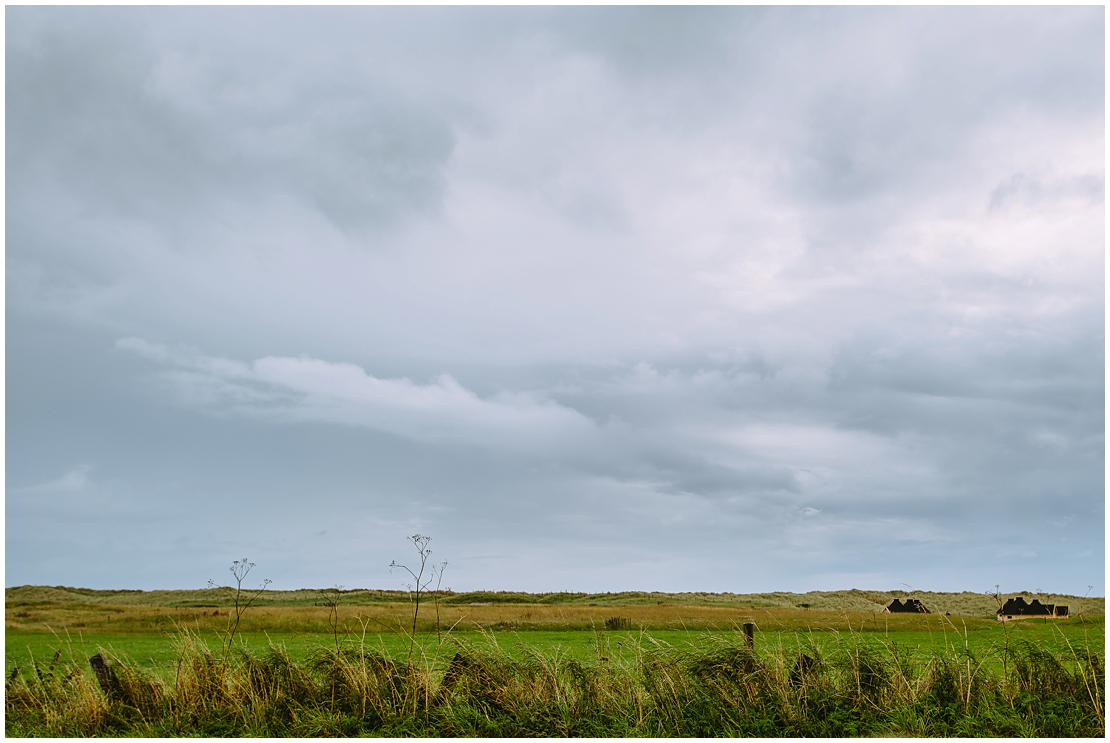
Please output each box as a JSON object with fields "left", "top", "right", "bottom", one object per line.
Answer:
{"left": 6, "top": 630, "right": 1103, "bottom": 737}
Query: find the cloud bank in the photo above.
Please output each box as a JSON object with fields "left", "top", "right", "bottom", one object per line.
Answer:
{"left": 115, "top": 338, "right": 594, "bottom": 448}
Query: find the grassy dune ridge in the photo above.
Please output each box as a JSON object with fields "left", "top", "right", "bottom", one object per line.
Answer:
{"left": 8, "top": 584, "right": 1103, "bottom": 615}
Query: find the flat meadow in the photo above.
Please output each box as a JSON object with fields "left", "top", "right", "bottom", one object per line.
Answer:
{"left": 5, "top": 586, "right": 1105, "bottom": 737}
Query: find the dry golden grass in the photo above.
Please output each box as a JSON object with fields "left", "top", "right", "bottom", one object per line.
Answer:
{"left": 0, "top": 601, "right": 1016, "bottom": 636}
{"left": 7, "top": 585, "right": 1102, "bottom": 637}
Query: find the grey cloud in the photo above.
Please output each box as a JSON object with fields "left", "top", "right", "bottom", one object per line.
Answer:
{"left": 115, "top": 338, "right": 595, "bottom": 450}
{"left": 989, "top": 173, "right": 1106, "bottom": 212}
{"left": 19, "top": 466, "right": 93, "bottom": 494}
{"left": 8, "top": 8, "right": 454, "bottom": 235}
{"left": 772, "top": 7, "right": 1103, "bottom": 236}
{"left": 548, "top": 6, "right": 763, "bottom": 78}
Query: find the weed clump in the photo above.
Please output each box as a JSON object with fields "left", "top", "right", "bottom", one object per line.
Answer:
{"left": 603, "top": 616, "right": 631, "bottom": 631}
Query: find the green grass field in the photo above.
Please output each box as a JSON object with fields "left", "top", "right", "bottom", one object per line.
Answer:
{"left": 7, "top": 584, "right": 1103, "bottom": 670}
{"left": 6, "top": 586, "right": 1104, "bottom": 737}
{"left": 7, "top": 615, "right": 1104, "bottom": 671}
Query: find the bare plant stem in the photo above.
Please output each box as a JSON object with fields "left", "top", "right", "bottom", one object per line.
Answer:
{"left": 209, "top": 558, "right": 271, "bottom": 656}
{"left": 389, "top": 534, "right": 447, "bottom": 665}
{"left": 319, "top": 585, "right": 344, "bottom": 653}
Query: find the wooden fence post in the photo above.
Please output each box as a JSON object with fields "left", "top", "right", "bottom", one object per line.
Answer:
{"left": 742, "top": 622, "right": 755, "bottom": 648}
{"left": 89, "top": 653, "right": 122, "bottom": 699}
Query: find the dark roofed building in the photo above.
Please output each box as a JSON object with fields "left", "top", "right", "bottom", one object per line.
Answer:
{"left": 1028, "top": 599, "right": 1052, "bottom": 616}
{"left": 997, "top": 597, "right": 1069, "bottom": 621}
{"left": 1000, "top": 597, "right": 1031, "bottom": 616}
{"left": 884, "top": 598, "right": 930, "bottom": 614}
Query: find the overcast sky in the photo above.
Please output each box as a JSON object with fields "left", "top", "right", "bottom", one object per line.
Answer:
{"left": 6, "top": 6, "right": 1104, "bottom": 595}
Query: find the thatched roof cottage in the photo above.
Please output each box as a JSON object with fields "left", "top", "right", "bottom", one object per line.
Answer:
{"left": 883, "top": 598, "right": 930, "bottom": 614}
{"left": 997, "top": 596, "right": 1069, "bottom": 621}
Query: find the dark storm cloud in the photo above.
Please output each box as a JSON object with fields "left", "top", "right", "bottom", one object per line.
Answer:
{"left": 6, "top": 6, "right": 1103, "bottom": 594}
